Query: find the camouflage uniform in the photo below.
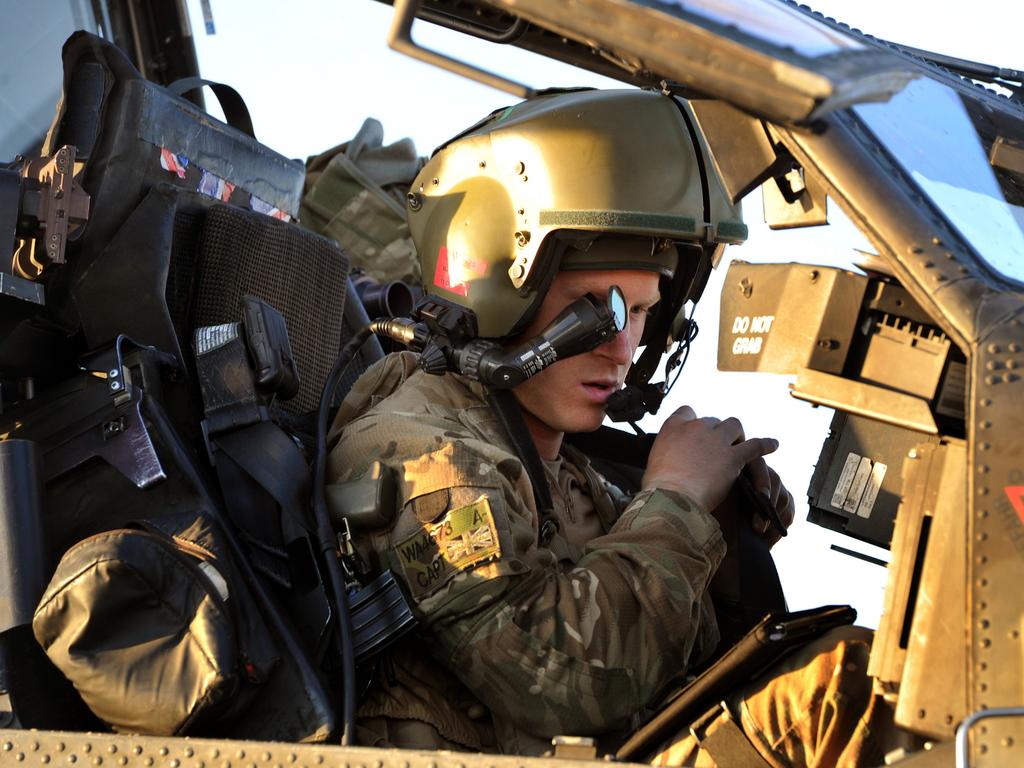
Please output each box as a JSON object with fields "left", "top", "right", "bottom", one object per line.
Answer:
{"left": 327, "top": 352, "right": 724, "bottom": 755}
{"left": 327, "top": 354, "right": 921, "bottom": 764}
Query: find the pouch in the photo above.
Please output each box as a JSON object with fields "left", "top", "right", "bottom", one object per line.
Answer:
{"left": 32, "top": 511, "right": 279, "bottom": 736}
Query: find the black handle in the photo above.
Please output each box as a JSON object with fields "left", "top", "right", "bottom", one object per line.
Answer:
{"left": 168, "top": 77, "right": 256, "bottom": 139}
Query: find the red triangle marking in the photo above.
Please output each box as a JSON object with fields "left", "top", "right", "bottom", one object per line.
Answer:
{"left": 1005, "top": 486, "right": 1024, "bottom": 526}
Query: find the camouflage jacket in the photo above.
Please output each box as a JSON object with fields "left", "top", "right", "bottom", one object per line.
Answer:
{"left": 327, "top": 353, "right": 725, "bottom": 754}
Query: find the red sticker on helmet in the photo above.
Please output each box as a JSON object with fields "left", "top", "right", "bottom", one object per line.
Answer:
{"left": 434, "top": 246, "right": 468, "bottom": 296}
{"left": 433, "top": 246, "right": 489, "bottom": 297}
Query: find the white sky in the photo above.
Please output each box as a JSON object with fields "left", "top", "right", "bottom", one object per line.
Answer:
{"left": 181, "top": 0, "right": 1023, "bottom": 627}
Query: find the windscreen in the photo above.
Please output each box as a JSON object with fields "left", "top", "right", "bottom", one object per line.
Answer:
{"left": 855, "top": 78, "right": 1024, "bottom": 283}
{"left": 644, "top": 0, "right": 864, "bottom": 56}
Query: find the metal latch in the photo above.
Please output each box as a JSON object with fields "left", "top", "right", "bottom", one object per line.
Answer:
{"left": 550, "top": 736, "right": 598, "bottom": 760}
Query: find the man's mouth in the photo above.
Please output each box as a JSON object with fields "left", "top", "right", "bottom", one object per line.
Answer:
{"left": 580, "top": 380, "right": 618, "bottom": 402}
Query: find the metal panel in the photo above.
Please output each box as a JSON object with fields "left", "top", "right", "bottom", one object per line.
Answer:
{"left": 894, "top": 442, "right": 968, "bottom": 739}
{"left": 780, "top": 106, "right": 1024, "bottom": 761}
{"left": 806, "top": 412, "right": 941, "bottom": 548}
{"left": 869, "top": 441, "right": 935, "bottom": 687}
{"left": 0, "top": 730, "right": 638, "bottom": 768}
{"left": 790, "top": 369, "right": 938, "bottom": 435}
{"left": 487, "top": 0, "right": 919, "bottom": 124}
{"left": 718, "top": 262, "right": 866, "bottom": 374}
{"left": 761, "top": 169, "right": 829, "bottom": 230}
{"left": 967, "top": 317, "right": 1024, "bottom": 767}
{"left": 767, "top": 125, "right": 1022, "bottom": 765}
{"left": 956, "top": 709, "right": 1024, "bottom": 768}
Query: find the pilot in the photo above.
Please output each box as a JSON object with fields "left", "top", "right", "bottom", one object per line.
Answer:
{"left": 326, "top": 89, "right": 920, "bottom": 765}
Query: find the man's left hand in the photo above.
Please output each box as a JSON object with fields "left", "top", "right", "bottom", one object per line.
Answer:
{"left": 745, "top": 458, "right": 795, "bottom": 548}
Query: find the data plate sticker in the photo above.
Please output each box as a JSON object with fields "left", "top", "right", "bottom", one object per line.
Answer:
{"left": 394, "top": 496, "right": 501, "bottom": 599}
{"left": 856, "top": 461, "right": 887, "bottom": 518}
{"left": 831, "top": 452, "right": 862, "bottom": 509}
{"left": 843, "top": 457, "right": 874, "bottom": 514}
{"left": 831, "top": 452, "right": 887, "bottom": 519}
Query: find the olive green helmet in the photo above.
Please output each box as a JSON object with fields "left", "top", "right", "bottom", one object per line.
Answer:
{"left": 407, "top": 88, "right": 746, "bottom": 339}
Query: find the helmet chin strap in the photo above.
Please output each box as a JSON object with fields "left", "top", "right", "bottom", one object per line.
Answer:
{"left": 606, "top": 240, "right": 710, "bottom": 430}
{"left": 606, "top": 307, "right": 698, "bottom": 431}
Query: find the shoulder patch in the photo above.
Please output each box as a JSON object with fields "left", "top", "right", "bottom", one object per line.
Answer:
{"left": 393, "top": 495, "right": 501, "bottom": 599}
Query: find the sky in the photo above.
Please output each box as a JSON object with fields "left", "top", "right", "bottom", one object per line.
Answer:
{"left": 177, "top": 0, "right": 1021, "bottom": 626}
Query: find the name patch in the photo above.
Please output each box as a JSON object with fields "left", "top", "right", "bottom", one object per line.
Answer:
{"left": 394, "top": 496, "right": 501, "bottom": 599}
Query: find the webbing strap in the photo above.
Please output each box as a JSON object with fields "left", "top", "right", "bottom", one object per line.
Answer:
{"left": 215, "top": 421, "right": 310, "bottom": 528}
{"left": 485, "top": 389, "right": 559, "bottom": 544}
{"left": 211, "top": 421, "right": 312, "bottom": 588}
{"left": 692, "top": 703, "right": 774, "bottom": 768}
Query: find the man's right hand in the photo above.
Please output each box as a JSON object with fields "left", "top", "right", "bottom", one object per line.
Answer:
{"left": 641, "top": 405, "right": 779, "bottom": 513}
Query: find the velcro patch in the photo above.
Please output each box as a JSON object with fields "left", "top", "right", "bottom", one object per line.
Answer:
{"left": 394, "top": 496, "right": 501, "bottom": 599}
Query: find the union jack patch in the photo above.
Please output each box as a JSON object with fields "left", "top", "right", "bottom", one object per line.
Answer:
{"left": 394, "top": 495, "right": 501, "bottom": 599}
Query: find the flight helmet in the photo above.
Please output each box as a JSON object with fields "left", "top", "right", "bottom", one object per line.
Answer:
{"left": 406, "top": 88, "right": 746, "bottom": 356}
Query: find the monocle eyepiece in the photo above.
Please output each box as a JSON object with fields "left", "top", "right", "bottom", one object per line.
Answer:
{"left": 459, "top": 285, "right": 625, "bottom": 388}
{"left": 371, "top": 286, "right": 626, "bottom": 389}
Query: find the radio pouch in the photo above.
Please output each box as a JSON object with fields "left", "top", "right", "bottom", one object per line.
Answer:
{"left": 32, "top": 510, "right": 280, "bottom": 737}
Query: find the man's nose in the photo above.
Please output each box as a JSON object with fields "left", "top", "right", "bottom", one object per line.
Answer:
{"left": 595, "top": 322, "right": 635, "bottom": 366}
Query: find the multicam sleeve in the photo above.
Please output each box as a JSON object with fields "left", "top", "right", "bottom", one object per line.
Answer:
{"left": 331, "top": 414, "right": 724, "bottom": 739}
{"left": 427, "top": 484, "right": 725, "bottom": 738}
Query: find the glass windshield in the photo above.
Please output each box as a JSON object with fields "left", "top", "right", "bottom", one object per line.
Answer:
{"left": 649, "top": 0, "right": 864, "bottom": 57}
{"left": 854, "top": 77, "right": 1024, "bottom": 282}
{"left": 0, "top": 2, "right": 106, "bottom": 159}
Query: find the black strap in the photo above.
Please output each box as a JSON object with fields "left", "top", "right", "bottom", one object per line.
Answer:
{"left": 168, "top": 77, "right": 256, "bottom": 139}
{"left": 215, "top": 421, "right": 310, "bottom": 527}
{"left": 210, "top": 421, "right": 313, "bottom": 589}
{"left": 486, "top": 389, "right": 559, "bottom": 544}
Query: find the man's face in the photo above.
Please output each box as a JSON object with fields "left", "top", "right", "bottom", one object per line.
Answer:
{"left": 512, "top": 268, "right": 661, "bottom": 438}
